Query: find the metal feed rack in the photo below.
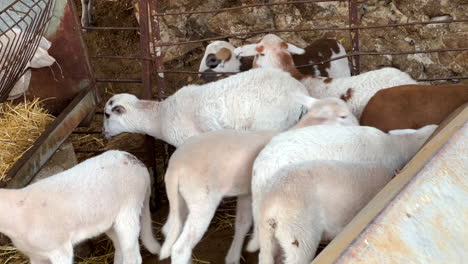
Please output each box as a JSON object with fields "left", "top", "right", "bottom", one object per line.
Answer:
{"left": 0, "top": 0, "right": 55, "bottom": 102}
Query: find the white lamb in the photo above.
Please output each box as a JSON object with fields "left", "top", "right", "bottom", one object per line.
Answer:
{"left": 198, "top": 38, "right": 350, "bottom": 83}
{"left": 259, "top": 160, "right": 393, "bottom": 264}
{"left": 159, "top": 94, "right": 359, "bottom": 264}
{"left": 0, "top": 150, "right": 160, "bottom": 264}
{"left": 234, "top": 34, "right": 417, "bottom": 118}
{"left": 103, "top": 68, "right": 309, "bottom": 147}
{"left": 247, "top": 124, "right": 438, "bottom": 252}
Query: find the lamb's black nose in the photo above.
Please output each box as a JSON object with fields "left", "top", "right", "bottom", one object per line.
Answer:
{"left": 206, "top": 54, "right": 221, "bottom": 68}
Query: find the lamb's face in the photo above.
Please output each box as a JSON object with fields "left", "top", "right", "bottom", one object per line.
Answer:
{"left": 234, "top": 34, "right": 304, "bottom": 71}
{"left": 294, "top": 96, "right": 359, "bottom": 128}
{"left": 306, "top": 98, "right": 359, "bottom": 126}
{"left": 199, "top": 41, "right": 241, "bottom": 82}
{"left": 102, "top": 93, "right": 138, "bottom": 139}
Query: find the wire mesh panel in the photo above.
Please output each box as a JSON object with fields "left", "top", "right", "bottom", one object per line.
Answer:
{"left": 0, "top": 0, "right": 55, "bottom": 102}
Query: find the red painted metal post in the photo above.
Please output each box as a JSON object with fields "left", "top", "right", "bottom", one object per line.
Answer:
{"left": 138, "top": 0, "right": 158, "bottom": 209}
{"left": 348, "top": 0, "right": 360, "bottom": 75}
{"left": 148, "top": 0, "right": 175, "bottom": 173}
{"left": 148, "top": 0, "right": 166, "bottom": 99}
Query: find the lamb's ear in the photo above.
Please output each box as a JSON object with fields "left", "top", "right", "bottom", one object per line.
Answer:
{"left": 292, "top": 92, "right": 317, "bottom": 109}
{"left": 286, "top": 42, "right": 305, "bottom": 55}
{"left": 234, "top": 44, "right": 258, "bottom": 57}
{"left": 111, "top": 105, "right": 126, "bottom": 115}
{"left": 215, "top": 47, "right": 232, "bottom": 61}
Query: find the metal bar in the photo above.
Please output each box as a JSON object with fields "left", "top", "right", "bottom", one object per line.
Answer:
{"left": 149, "top": 0, "right": 174, "bottom": 194}
{"left": 81, "top": 26, "right": 140, "bottom": 30}
{"left": 139, "top": 0, "right": 153, "bottom": 100}
{"left": 149, "top": 0, "right": 167, "bottom": 99}
{"left": 139, "top": 0, "right": 160, "bottom": 210}
{"left": 89, "top": 55, "right": 151, "bottom": 60}
{"left": 149, "top": 47, "right": 468, "bottom": 75}
{"left": 348, "top": 0, "right": 360, "bottom": 75}
{"left": 95, "top": 78, "right": 143, "bottom": 83}
{"left": 139, "top": 0, "right": 158, "bottom": 167}
{"left": 2, "top": 84, "right": 97, "bottom": 188}
{"left": 72, "top": 130, "right": 102, "bottom": 134}
{"left": 153, "top": 0, "right": 345, "bottom": 16}
{"left": 75, "top": 150, "right": 147, "bottom": 154}
{"left": 152, "top": 19, "right": 468, "bottom": 47}
{"left": 417, "top": 77, "right": 468, "bottom": 82}
{"left": 294, "top": 47, "right": 468, "bottom": 68}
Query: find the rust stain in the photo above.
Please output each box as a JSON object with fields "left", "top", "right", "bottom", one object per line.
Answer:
{"left": 369, "top": 227, "right": 416, "bottom": 260}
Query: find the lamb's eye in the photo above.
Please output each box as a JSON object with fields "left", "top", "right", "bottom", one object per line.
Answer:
{"left": 259, "top": 53, "right": 265, "bottom": 56}
{"left": 340, "top": 116, "right": 347, "bottom": 119}
{"left": 105, "top": 113, "right": 110, "bottom": 119}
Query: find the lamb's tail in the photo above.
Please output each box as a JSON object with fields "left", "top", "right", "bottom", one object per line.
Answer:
{"left": 159, "top": 168, "right": 184, "bottom": 260}
{"left": 140, "top": 184, "right": 161, "bottom": 254}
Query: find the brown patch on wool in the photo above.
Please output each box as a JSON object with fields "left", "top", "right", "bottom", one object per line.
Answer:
{"left": 340, "top": 88, "right": 354, "bottom": 102}
{"left": 324, "top": 77, "right": 333, "bottom": 83}
{"left": 277, "top": 51, "right": 304, "bottom": 80}
{"left": 256, "top": 45, "right": 265, "bottom": 53}
{"left": 280, "top": 41, "right": 288, "bottom": 49}
{"left": 215, "top": 47, "right": 232, "bottom": 61}
{"left": 292, "top": 39, "right": 345, "bottom": 77}
{"left": 292, "top": 239, "right": 299, "bottom": 247}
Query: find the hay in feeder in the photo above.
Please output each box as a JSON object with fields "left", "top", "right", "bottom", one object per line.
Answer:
{"left": 0, "top": 244, "right": 28, "bottom": 264}
{"left": 0, "top": 98, "right": 55, "bottom": 181}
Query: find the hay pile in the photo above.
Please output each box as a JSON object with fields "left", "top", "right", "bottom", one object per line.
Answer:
{"left": 0, "top": 98, "right": 55, "bottom": 181}
{"left": 0, "top": 244, "right": 28, "bottom": 264}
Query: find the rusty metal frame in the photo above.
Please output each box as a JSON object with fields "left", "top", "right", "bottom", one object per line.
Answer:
{"left": 311, "top": 104, "right": 467, "bottom": 263}
{"left": 0, "top": 0, "right": 55, "bottom": 102}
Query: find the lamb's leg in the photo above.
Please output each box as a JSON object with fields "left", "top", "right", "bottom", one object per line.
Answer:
{"left": 276, "top": 216, "right": 321, "bottom": 264}
{"left": 246, "top": 194, "right": 261, "bottom": 252}
{"left": 162, "top": 196, "right": 188, "bottom": 237}
{"left": 114, "top": 210, "right": 143, "bottom": 264}
{"left": 106, "top": 227, "right": 123, "bottom": 264}
{"left": 171, "top": 195, "right": 221, "bottom": 264}
{"left": 225, "top": 195, "right": 253, "bottom": 264}
{"left": 30, "top": 257, "right": 51, "bottom": 264}
{"left": 48, "top": 243, "right": 73, "bottom": 264}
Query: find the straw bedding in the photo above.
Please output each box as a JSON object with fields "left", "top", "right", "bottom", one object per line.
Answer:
{"left": 0, "top": 98, "right": 55, "bottom": 182}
